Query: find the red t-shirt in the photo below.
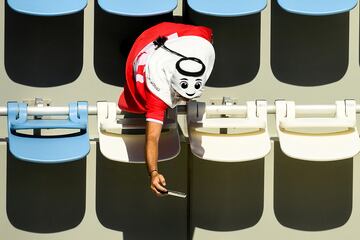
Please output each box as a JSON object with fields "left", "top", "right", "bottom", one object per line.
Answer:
{"left": 118, "top": 22, "right": 213, "bottom": 124}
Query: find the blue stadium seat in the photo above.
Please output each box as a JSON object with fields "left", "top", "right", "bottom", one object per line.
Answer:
{"left": 7, "top": 102, "right": 90, "bottom": 163}
{"left": 184, "top": 1, "right": 266, "bottom": 87}
{"left": 187, "top": 0, "right": 267, "bottom": 17}
{"left": 277, "top": 0, "right": 358, "bottom": 16}
{"left": 94, "top": 0, "right": 174, "bottom": 86}
{"left": 7, "top": 0, "right": 87, "bottom": 16}
{"left": 271, "top": 0, "right": 352, "bottom": 86}
{"left": 98, "top": 0, "right": 177, "bottom": 16}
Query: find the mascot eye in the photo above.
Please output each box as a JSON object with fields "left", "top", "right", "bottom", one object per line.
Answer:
{"left": 180, "top": 81, "right": 188, "bottom": 89}
{"left": 194, "top": 82, "right": 202, "bottom": 90}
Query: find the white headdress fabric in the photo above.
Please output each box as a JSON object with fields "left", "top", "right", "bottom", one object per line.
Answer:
{"left": 145, "top": 36, "right": 215, "bottom": 108}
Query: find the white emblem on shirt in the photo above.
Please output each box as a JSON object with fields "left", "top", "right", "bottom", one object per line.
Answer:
{"left": 135, "top": 74, "right": 144, "bottom": 83}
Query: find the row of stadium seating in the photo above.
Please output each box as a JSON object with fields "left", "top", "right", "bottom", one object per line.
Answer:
{"left": 4, "top": 100, "right": 360, "bottom": 164}
{"left": 7, "top": 0, "right": 358, "bottom": 17}
{"left": 3, "top": 0, "right": 358, "bottom": 88}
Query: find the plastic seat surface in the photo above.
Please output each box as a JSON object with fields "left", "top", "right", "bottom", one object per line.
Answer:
{"left": 187, "top": 101, "right": 271, "bottom": 162}
{"left": 277, "top": 0, "right": 357, "bottom": 16}
{"left": 7, "top": 0, "right": 87, "bottom": 16}
{"left": 97, "top": 102, "right": 180, "bottom": 163}
{"left": 7, "top": 102, "right": 90, "bottom": 163}
{"left": 276, "top": 100, "right": 360, "bottom": 161}
{"left": 98, "top": 0, "right": 177, "bottom": 16}
{"left": 187, "top": 0, "right": 267, "bottom": 17}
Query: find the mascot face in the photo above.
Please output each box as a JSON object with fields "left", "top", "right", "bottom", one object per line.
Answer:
{"left": 149, "top": 35, "right": 215, "bottom": 104}
{"left": 171, "top": 57, "right": 206, "bottom": 99}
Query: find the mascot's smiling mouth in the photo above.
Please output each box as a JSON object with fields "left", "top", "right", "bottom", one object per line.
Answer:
{"left": 186, "top": 93, "right": 195, "bottom": 97}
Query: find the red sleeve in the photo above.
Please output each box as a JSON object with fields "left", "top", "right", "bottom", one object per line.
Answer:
{"left": 145, "top": 87, "right": 168, "bottom": 124}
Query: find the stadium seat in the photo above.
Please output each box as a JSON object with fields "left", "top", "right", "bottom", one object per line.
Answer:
{"left": 97, "top": 102, "right": 180, "bottom": 163}
{"left": 275, "top": 100, "right": 360, "bottom": 161}
{"left": 187, "top": 100, "right": 271, "bottom": 161}
{"left": 94, "top": 1, "right": 174, "bottom": 86}
{"left": 187, "top": 0, "right": 267, "bottom": 16}
{"left": 7, "top": 0, "right": 88, "bottom": 16}
{"left": 277, "top": 0, "right": 357, "bottom": 16}
{"left": 5, "top": 1, "right": 85, "bottom": 87}
{"left": 184, "top": 1, "right": 266, "bottom": 87}
{"left": 7, "top": 102, "right": 90, "bottom": 163}
{"left": 271, "top": 0, "right": 351, "bottom": 86}
{"left": 98, "top": 0, "right": 177, "bottom": 16}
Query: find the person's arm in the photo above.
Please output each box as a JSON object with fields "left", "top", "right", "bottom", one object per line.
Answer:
{"left": 146, "top": 121, "right": 167, "bottom": 196}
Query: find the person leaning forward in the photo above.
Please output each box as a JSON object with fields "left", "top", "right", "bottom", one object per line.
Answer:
{"left": 118, "top": 22, "right": 215, "bottom": 196}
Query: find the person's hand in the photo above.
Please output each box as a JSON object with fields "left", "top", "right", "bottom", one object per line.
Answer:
{"left": 150, "top": 171, "right": 167, "bottom": 197}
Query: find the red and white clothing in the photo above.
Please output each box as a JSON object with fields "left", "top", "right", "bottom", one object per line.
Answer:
{"left": 118, "top": 22, "right": 213, "bottom": 124}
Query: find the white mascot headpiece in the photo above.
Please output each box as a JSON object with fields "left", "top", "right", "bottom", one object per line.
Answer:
{"left": 145, "top": 35, "right": 215, "bottom": 108}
